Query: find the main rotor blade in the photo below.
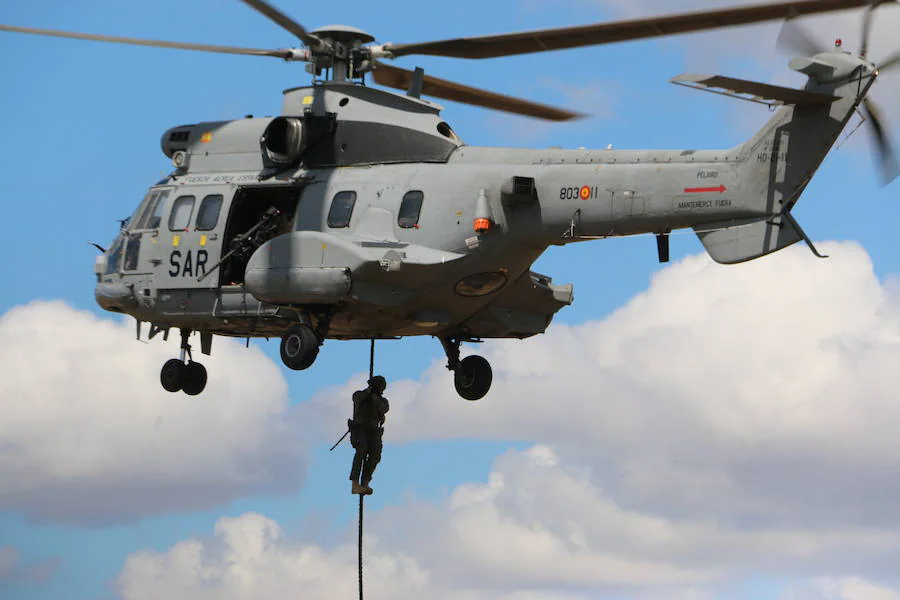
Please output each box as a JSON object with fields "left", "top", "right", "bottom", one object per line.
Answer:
{"left": 239, "top": 0, "right": 322, "bottom": 50}
{"left": 863, "top": 98, "right": 899, "bottom": 185}
{"left": 372, "top": 62, "right": 582, "bottom": 121}
{"left": 776, "top": 18, "right": 825, "bottom": 56}
{"left": 0, "top": 24, "right": 291, "bottom": 58}
{"left": 384, "top": 0, "right": 888, "bottom": 60}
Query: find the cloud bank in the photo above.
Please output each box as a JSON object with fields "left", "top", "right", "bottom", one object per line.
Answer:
{"left": 0, "top": 301, "right": 305, "bottom": 525}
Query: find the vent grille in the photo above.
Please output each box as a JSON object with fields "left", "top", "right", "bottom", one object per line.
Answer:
{"left": 513, "top": 176, "right": 536, "bottom": 196}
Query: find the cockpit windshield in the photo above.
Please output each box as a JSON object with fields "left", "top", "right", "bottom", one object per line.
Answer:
{"left": 130, "top": 189, "right": 171, "bottom": 230}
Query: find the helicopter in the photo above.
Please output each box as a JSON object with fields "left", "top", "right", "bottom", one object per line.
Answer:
{"left": 2, "top": 0, "right": 897, "bottom": 400}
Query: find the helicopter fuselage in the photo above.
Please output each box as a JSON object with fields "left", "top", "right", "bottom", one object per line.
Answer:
{"left": 94, "top": 61, "right": 874, "bottom": 363}
{"left": 94, "top": 136, "right": 751, "bottom": 343}
{"left": 94, "top": 144, "right": 756, "bottom": 334}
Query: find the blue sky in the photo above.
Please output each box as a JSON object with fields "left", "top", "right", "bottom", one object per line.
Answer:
{"left": 1, "top": 1, "right": 900, "bottom": 599}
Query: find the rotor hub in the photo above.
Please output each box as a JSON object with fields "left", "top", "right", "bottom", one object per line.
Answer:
{"left": 310, "top": 25, "right": 374, "bottom": 45}
{"left": 302, "top": 25, "right": 376, "bottom": 82}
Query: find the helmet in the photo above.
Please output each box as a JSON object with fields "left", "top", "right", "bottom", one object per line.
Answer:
{"left": 368, "top": 375, "right": 386, "bottom": 392}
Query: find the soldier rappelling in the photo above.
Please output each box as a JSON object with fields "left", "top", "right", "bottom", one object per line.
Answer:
{"left": 349, "top": 375, "right": 389, "bottom": 495}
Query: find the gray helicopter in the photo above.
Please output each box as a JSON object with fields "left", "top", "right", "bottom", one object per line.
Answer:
{"left": 3, "top": 0, "right": 897, "bottom": 400}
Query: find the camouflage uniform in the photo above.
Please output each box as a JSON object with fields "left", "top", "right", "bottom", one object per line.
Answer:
{"left": 349, "top": 375, "right": 389, "bottom": 495}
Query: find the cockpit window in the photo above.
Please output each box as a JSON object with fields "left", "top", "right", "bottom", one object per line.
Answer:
{"left": 145, "top": 191, "right": 169, "bottom": 229}
{"left": 398, "top": 191, "right": 424, "bottom": 228}
{"left": 130, "top": 192, "right": 154, "bottom": 229}
{"left": 196, "top": 195, "right": 223, "bottom": 231}
{"left": 327, "top": 191, "right": 356, "bottom": 228}
{"left": 105, "top": 236, "right": 124, "bottom": 274}
{"left": 168, "top": 196, "right": 196, "bottom": 231}
{"left": 132, "top": 189, "right": 171, "bottom": 230}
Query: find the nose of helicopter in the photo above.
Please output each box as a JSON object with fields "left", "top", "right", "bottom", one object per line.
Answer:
{"left": 94, "top": 282, "right": 136, "bottom": 312}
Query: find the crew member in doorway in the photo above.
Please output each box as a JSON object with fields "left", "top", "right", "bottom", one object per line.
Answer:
{"left": 349, "top": 375, "right": 389, "bottom": 495}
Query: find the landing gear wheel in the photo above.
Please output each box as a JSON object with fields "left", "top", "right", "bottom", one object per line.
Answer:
{"left": 454, "top": 355, "right": 493, "bottom": 401}
{"left": 280, "top": 324, "right": 320, "bottom": 370}
{"left": 182, "top": 362, "right": 208, "bottom": 396}
{"left": 160, "top": 359, "right": 185, "bottom": 393}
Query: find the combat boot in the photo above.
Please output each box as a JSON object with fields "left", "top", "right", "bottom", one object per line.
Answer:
{"left": 362, "top": 482, "right": 374, "bottom": 495}
{"left": 351, "top": 481, "right": 366, "bottom": 495}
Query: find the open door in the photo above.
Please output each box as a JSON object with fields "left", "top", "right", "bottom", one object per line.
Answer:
{"left": 218, "top": 185, "right": 302, "bottom": 287}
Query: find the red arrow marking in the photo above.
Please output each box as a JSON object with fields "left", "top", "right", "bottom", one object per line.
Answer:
{"left": 684, "top": 185, "right": 727, "bottom": 194}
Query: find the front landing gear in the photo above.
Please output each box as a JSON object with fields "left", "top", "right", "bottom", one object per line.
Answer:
{"left": 160, "top": 329, "right": 208, "bottom": 395}
{"left": 440, "top": 337, "right": 493, "bottom": 401}
{"left": 280, "top": 323, "right": 320, "bottom": 370}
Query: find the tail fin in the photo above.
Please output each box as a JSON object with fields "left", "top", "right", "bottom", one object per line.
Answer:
{"left": 690, "top": 50, "right": 878, "bottom": 263}
{"left": 737, "top": 52, "right": 877, "bottom": 214}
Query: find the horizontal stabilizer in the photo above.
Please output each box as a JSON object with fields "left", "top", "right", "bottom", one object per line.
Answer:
{"left": 671, "top": 73, "right": 838, "bottom": 107}
{"left": 695, "top": 214, "right": 803, "bottom": 264}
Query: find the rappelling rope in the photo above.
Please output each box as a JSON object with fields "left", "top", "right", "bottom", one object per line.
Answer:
{"left": 357, "top": 339, "right": 375, "bottom": 600}
{"left": 358, "top": 493, "right": 365, "bottom": 600}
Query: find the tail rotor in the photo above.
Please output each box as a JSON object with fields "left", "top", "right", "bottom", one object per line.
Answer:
{"left": 862, "top": 98, "right": 900, "bottom": 183}
{"left": 860, "top": 0, "right": 895, "bottom": 58}
{"left": 860, "top": 1, "right": 900, "bottom": 184}
{"left": 879, "top": 50, "right": 900, "bottom": 71}
{"left": 777, "top": 0, "right": 900, "bottom": 185}
{"left": 775, "top": 18, "right": 824, "bottom": 56}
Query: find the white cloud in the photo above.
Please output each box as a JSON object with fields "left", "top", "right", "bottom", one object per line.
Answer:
{"left": 116, "top": 513, "right": 432, "bottom": 600}
{"left": 113, "top": 448, "right": 900, "bottom": 599}
{"left": 0, "top": 301, "right": 305, "bottom": 525}
{"left": 115, "top": 450, "right": 713, "bottom": 600}
{"left": 121, "top": 242, "right": 900, "bottom": 597}
{"left": 792, "top": 577, "right": 900, "bottom": 600}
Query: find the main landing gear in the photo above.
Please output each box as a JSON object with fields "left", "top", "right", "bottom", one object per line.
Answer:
{"left": 160, "top": 329, "right": 208, "bottom": 395}
{"left": 440, "top": 336, "right": 493, "bottom": 401}
{"left": 276, "top": 323, "right": 492, "bottom": 401}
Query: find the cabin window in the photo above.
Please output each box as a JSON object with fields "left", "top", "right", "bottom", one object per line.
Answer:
{"left": 168, "top": 196, "right": 196, "bottom": 231}
{"left": 196, "top": 194, "right": 223, "bottom": 231}
{"left": 398, "top": 191, "right": 424, "bottom": 229}
{"left": 327, "top": 191, "right": 356, "bottom": 228}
